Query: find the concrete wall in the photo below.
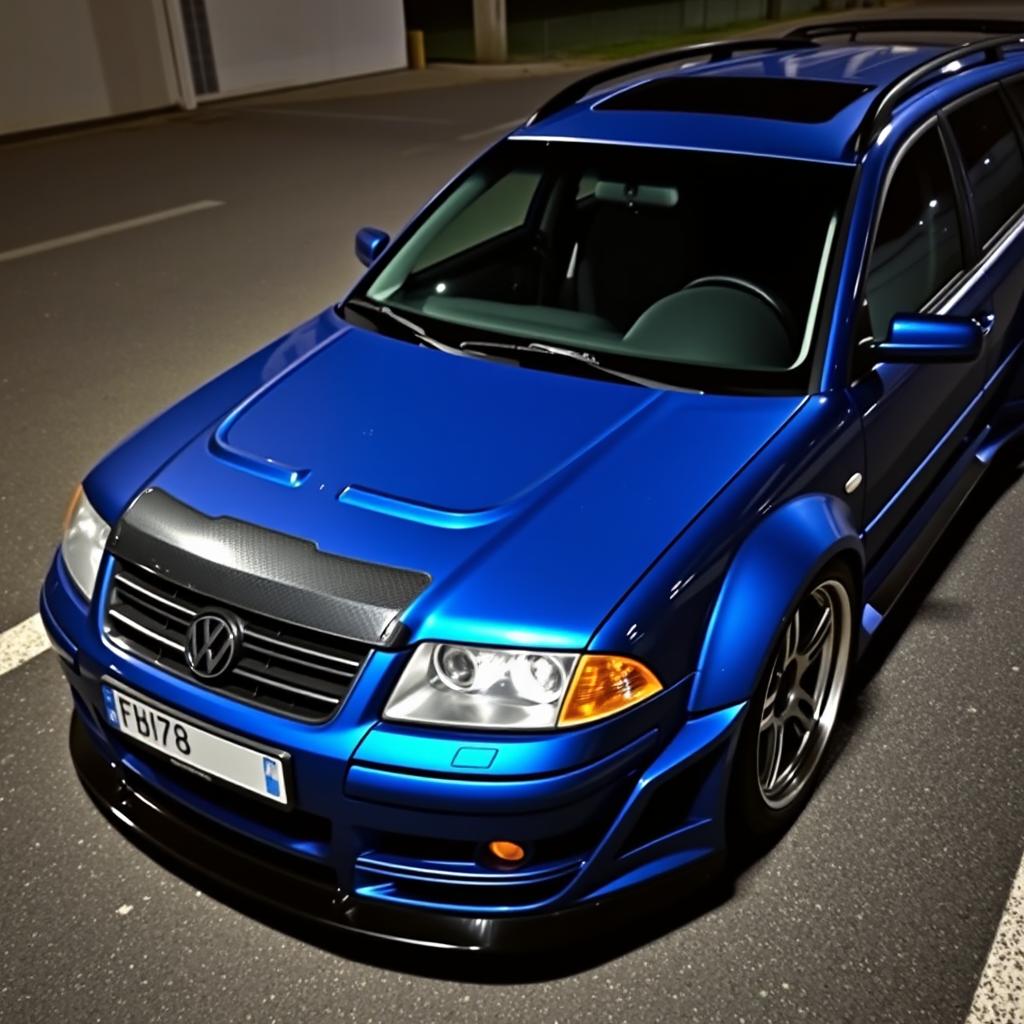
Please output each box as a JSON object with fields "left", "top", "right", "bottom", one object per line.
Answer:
{"left": 0, "top": 0, "right": 407, "bottom": 136}
{"left": 0, "top": 0, "right": 178, "bottom": 135}
{"left": 203, "top": 0, "right": 407, "bottom": 97}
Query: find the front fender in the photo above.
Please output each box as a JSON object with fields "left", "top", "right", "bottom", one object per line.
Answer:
{"left": 690, "top": 493, "right": 863, "bottom": 713}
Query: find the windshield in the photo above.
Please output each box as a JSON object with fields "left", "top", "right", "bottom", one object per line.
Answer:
{"left": 348, "top": 140, "right": 852, "bottom": 393}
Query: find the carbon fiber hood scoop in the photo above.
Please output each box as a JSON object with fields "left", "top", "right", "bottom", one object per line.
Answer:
{"left": 109, "top": 488, "right": 429, "bottom": 646}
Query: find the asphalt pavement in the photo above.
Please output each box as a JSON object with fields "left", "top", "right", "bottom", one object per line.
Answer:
{"left": 1, "top": 45, "right": 1023, "bottom": 1024}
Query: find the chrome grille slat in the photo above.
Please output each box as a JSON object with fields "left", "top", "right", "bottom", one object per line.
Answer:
{"left": 234, "top": 655, "right": 349, "bottom": 701}
{"left": 105, "top": 561, "right": 371, "bottom": 723}
{"left": 241, "top": 639, "right": 355, "bottom": 679}
{"left": 232, "top": 666, "right": 341, "bottom": 707}
{"left": 112, "top": 586, "right": 193, "bottom": 627}
{"left": 243, "top": 626, "right": 362, "bottom": 668}
{"left": 109, "top": 607, "right": 187, "bottom": 652}
{"left": 113, "top": 572, "right": 197, "bottom": 617}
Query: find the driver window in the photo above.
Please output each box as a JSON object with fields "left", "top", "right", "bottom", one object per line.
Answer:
{"left": 865, "top": 127, "right": 964, "bottom": 339}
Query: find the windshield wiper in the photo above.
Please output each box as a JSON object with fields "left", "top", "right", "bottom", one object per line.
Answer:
{"left": 350, "top": 300, "right": 700, "bottom": 391}
{"left": 368, "top": 303, "right": 466, "bottom": 356}
{"left": 460, "top": 339, "right": 701, "bottom": 392}
{"left": 352, "top": 300, "right": 514, "bottom": 365}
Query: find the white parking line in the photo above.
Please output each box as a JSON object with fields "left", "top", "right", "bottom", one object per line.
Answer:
{"left": 0, "top": 200, "right": 224, "bottom": 263}
{"left": 0, "top": 614, "right": 51, "bottom": 677}
{"left": 965, "top": 853, "right": 1024, "bottom": 1023}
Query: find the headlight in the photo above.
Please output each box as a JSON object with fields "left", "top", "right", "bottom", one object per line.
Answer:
{"left": 384, "top": 643, "right": 662, "bottom": 730}
{"left": 61, "top": 485, "right": 111, "bottom": 601}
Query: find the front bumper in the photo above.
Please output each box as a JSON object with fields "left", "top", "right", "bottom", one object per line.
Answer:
{"left": 70, "top": 712, "right": 724, "bottom": 951}
{"left": 44, "top": 551, "right": 744, "bottom": 950}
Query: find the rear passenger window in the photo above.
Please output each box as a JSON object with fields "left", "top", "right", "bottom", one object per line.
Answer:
{"left": 865, "top": 127, "right": 963, "bottom": 339}
{"left": 947, "top": 90, "right": 1024, "bottom": 245}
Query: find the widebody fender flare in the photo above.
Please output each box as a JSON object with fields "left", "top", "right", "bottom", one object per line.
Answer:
{"left": 689, "top": 493, "right": 863, "bottom": 714}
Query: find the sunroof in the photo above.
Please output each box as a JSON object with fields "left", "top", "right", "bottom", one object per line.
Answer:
{"left": 597, "top": 76, "right": 872, "bottom": 123}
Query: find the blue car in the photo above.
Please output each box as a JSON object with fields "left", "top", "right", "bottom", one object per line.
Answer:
{"left": 41, "top": 16, "right": 1024, "bottom": 950}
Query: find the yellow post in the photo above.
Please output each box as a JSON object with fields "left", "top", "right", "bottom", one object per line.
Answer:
{"left": 407, "top": 30, "right": 427, "bottom": 70}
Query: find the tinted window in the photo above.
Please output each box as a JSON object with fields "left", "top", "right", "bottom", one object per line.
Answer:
{"left": 866, "top": 127, "right": 963, "bottom": 338}
{"left": 947, "top": 90, "right": 1024, "bottom": 245}
{"left": 412, "top": 170, "right": 541, "bottom": 271}
{"left": 359, "top": 141, "right": 852, "bottom": 392}
{"left": 1006, "top": 76, "right": 1024, "bottom": 121}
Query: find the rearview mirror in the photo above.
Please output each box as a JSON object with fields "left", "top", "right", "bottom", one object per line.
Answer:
{"left": 865, "top": 313, "right": 982, "bottom": 365}
{"left": 355, "top": 226, "right": 390, "bottom": 268}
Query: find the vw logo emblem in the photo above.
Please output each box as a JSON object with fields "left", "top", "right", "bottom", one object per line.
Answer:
{"left": 185, "top": 611, "right": 241, "bottom": 680}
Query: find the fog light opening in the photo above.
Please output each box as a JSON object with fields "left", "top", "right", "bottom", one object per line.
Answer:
{"left": 487, "top": 840, "right": 526, "bottom": 866}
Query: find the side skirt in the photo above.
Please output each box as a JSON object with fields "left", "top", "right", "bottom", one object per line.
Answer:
{"left": 859, "top": 414, "right": 1018, "bottom": 648}
{"left": 858, "top": 351, "right": 1024, "bottom": 649}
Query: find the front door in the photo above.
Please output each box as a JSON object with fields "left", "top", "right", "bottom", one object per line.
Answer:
{"left": 850, "top": 123, "right": 987, "bottom": 564}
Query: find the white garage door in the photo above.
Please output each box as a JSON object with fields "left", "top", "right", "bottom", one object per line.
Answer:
{"left": 198, "top": 0, "right": 408, "bottom": 98}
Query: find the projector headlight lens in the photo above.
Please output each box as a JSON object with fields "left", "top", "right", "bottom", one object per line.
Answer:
{"left": 385, "top": 644, "right": 662, "bottom": 729}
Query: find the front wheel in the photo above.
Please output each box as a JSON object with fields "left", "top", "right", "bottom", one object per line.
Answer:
{"left": 729, "top": 562, "right": 856, "bottom": 845}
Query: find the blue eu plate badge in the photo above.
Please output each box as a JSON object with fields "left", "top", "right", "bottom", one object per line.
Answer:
{"left": 263, "top": 757, "right": 281, "bottom": 798}
{"left": 101, "top": 685, "right": 120, "bottom": 727}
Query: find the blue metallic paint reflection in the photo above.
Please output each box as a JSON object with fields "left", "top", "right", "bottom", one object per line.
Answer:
{"left": 134, "top": 324, "right": 802, "bottom": 652}
{"left": 591, "top": 392, "right": 864, "bottom": 706}
{"left": 355, "top": 226, "right": 390, "bottom": 267}
{"left": 208, "top": 331, "right": 351, "bottom": 487}
{"left": 337, "top": 486, "right": 507, "bottom": 529}
{"left": 354, "top": 678, "right": 688, "bottom": 778}
{"left": 875, "top": 313, "right": 983, "bottom": 362}
{"left": 693, "top": 494, "right": 861, "bottom": 711}
{"left": 44, "top": 41, "right": 1024, "bottom": 925}
{"left": 83, "top": 309, "right": 342, "bottom": 526}
{"left": 346, "top": 730, "right": 657, "bottom": 814}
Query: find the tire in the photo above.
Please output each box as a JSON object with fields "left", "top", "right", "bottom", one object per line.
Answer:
{"left": 728, "top": 560, "right": 857, "bottom": 848}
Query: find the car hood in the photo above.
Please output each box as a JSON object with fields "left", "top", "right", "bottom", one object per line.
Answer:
{"left": 148, "top": 325, "right": 803, "bottom": 650}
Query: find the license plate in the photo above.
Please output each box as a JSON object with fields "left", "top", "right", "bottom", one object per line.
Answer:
{"left": 101, "top": 685, "right": 288, "bottom": 805}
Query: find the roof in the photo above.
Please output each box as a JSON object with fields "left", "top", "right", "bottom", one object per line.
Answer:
{"left": 511, "top": 42, "right": 1024, "bottom": 165}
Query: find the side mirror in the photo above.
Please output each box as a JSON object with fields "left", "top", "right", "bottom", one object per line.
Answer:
{"left": 865, "top": 313, "right": 983, "bottom": 365}
{"left": 355, "top": 226, "right": 390, "bottom": 268}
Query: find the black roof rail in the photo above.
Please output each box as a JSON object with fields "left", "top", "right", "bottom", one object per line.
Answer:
{"left": 787, "top": 18, "right": 1024, "bottom": 42}
{"left": 852, "top": 32, "right": 1024, "bottom": 152}
{"left": 524, "top": 36, "right": 818, "bottom": 127}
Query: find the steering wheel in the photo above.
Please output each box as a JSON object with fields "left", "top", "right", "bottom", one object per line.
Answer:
{"left": 684, "top": 275, "right": 793, "bottom": 335}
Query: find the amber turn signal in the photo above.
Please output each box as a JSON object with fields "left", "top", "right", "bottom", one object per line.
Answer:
{"left": 559, "top": 655, "right": 663, "bottom": 726}
{"left": 488, "top": 840, "right": 526, "bottom": 864}
{"left": 62, "top": 483, "right": 83, "bottom": 535}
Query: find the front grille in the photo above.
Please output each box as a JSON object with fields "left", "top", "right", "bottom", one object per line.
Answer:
{"left": 105, "top": 560, "right": 371, "bottom": 722}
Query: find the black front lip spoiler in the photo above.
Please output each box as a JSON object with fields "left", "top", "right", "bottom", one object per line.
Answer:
{"left": 71, "top": 711, "right": 722, "bottom": 953}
